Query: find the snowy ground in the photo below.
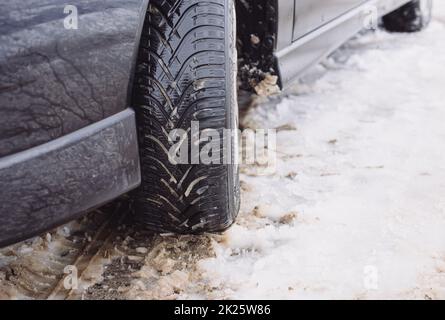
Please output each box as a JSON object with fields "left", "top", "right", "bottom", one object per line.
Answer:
{"left": 2, "top": 1, "right": 445, "bottom": 300}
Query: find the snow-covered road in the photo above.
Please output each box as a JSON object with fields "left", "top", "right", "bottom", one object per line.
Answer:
{"left": 191, "top": 1, "right": 445, "bottom": 300}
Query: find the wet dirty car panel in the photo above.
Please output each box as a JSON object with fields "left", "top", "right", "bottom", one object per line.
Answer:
{"left": 0, "top": 0, "right": 147, "bottom": 157}
{"left": 0, "top": 109, "right": 140, "bottom": 248}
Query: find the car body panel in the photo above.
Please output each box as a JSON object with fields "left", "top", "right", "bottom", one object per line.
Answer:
{"left": 276, "top": 0, "right": 295, "bottom": 51}
{"left": 275, "top": 0, "right": 413, "bottom": 87}
{"left": 293, "top": 0, "right": 367, "bottom": 40}
{"left": 0, "top": 109, "right": 140, "bottom": 247}
{"left": 0, "top": 0, "right": 148, "bottom": 246}
{"left": 0, "top": 0, "right": 148, "bottom": 157}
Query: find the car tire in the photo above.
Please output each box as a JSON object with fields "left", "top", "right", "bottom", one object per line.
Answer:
{"left": 132, "top": 0, "right": 240, "bottom": 233}
{"left": 382, "top": 0, "right": 433, "bottom": 32}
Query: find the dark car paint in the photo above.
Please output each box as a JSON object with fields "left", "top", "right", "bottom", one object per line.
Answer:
{"left": 0, "top": 0, "right": 414, "bottom": 247}
{"left": 0, "top": 0, "right": 148, "bottom": 157}
{"left": 0, "top": 0, "right": 148, "bottom": 246}
{"left": 0, "top": 109, "right": 140, "bottom": 247}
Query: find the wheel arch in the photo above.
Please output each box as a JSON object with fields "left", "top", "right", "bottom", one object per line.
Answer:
{"left": 235, "top": 0, "right": 280, "bottom": 90}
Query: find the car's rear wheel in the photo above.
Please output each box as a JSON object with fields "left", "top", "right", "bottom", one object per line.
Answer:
{"left": 382, "top": 0, "right": 433, "bottom": 32}
{"left": 132, "top": 0, "right": 240, "bottom": 233}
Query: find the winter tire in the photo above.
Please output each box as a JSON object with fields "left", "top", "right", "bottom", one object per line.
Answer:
{"left": 132, "top": 0, "right": 240, "bottom": 233}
